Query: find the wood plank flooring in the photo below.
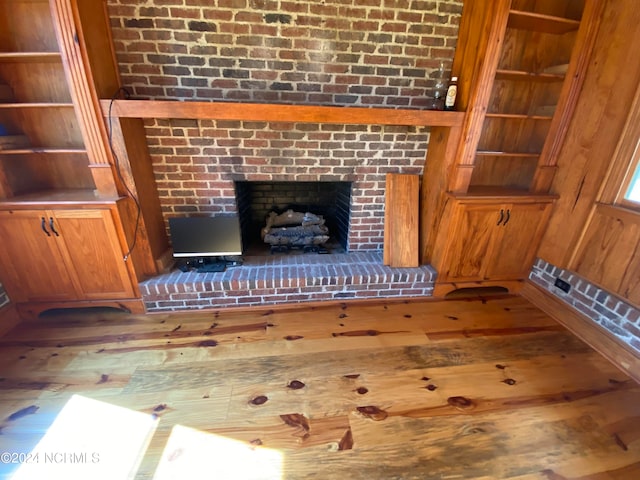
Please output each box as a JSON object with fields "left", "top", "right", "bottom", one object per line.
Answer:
{"left": 0, "top": 295, "right": 639, "bottom": 479}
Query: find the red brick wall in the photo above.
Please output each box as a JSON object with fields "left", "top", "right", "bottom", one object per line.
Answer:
{"left": 106, "top": 0, "right": 463, "bottom": 252}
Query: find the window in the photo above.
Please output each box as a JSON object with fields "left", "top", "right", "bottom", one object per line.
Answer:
{"left": 598, "top": 86, "right": 640, "bottom": 210}
{"left": 625, "top": 164, "right": 640, "bottom": 202}
{"left": 619, "top": 136, "right": 640, "bottom": 207}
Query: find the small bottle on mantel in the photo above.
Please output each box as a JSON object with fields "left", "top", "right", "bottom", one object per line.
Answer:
{"left": 444, "top": 76, "right": 458, "bottom": 111}
{"left": 431, "top": 61, "right": 446, "bottom": 110}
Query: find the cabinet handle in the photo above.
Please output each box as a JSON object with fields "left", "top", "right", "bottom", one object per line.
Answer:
{"left": 41, "top": 217, "right": 51, "bottom": 236}
{"left": 503, "top": 209, "right": 511, "bottom": 226}
{"left": 497, "top": 209, "right": 504, "bottom": 225}
{"left": 49, "top": 217, "right": 60, "bottom": 236}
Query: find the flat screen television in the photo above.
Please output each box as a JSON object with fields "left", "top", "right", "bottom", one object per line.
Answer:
{"left": 169, "top": 216, "right": 243, "bottom": 258}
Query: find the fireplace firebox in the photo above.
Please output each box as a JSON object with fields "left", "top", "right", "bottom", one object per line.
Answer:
{"left": 235, "top": 181, "right": 352, "bottom": 254}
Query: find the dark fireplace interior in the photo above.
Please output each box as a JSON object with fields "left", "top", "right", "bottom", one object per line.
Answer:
{"left": 235, "top": 181, "right": 352, "bottom": 255}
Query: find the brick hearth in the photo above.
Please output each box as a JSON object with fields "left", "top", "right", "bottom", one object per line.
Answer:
{"left": 140, "top": 252, "right": 436, "bottom": 312}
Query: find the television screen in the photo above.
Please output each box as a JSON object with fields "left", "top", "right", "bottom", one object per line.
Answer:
{"left": 169, "top": 216, "right": 242, "bottom": 258}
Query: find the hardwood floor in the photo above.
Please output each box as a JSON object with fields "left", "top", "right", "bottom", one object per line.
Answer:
{"left": 0, "top": 295, "right": 639, "bottom": 479}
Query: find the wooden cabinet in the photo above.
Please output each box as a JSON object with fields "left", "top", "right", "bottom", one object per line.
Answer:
{"left": 437, "top": 203, "right": 498, "bottom": 282}
{"left": 432, "top": 196, "right": 554, "bottom": 295}
{"left": 0, "top": 203, "right": 137, "bottom": 307}
{"left": 48, "top": 208, "right": 137, "bottom": 300}
{"left": 0, "top": 0, "right": 168, "bottom": 317}
{"left": 0, "top": 210, "right": 77, "bottom": 303}
{"left": 486, "top": 202, "right": 554, "bottom": 279}
{"left": 421, "top": 0, "right": 602, "bottom": 295}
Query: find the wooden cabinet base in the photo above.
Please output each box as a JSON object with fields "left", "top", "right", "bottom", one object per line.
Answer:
{"left": 428, "top": 196, "right": 555, "bottom": 293}
{"left": 15, "top": 298, "right": 146, "bottom": 321}
{"left": 433, "top": 279, "right": 525, "bottom": 298}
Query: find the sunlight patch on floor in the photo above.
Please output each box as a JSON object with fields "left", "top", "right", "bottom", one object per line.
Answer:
{"left": 153, "top": 424, "right": 283, "bottom": 480}
{"left": 11, "top": 395, "right": 157, "bottom": 480}
{"left": 9, "top": 395, "right": 283, "bottom": 480}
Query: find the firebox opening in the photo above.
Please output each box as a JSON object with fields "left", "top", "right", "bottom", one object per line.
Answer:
{"left": 235, "top": 181, "right": 352, "bottom": 255}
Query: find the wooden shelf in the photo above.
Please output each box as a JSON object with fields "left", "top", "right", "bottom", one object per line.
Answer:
{"left": 485, "top": 113, "right": 554, "bottom": 121}
{"left": 458, "top": 186, "right": 557, "bottom": 200}
{"left": 495, "top": 69, "right": 565, "bottom": 83}
{"left": 101, "top": 99, "right": 466, "bottom": 127}
{"left": 508, "top": 10, "right": 581, "bottom": 35}
{"left": 476, "top": 151, "right": 541, "bottom": 159}
{"left": 0, "top": 148, "right": 87, "bottom": 155}
{"left": 0, "top": 102, "right": 74, "bottom": 109}
{"left": 0, "top": 52, "right": 61, "bottom": 63}
{"left": 0, "top": 189, "right": 121, "bottom": 207}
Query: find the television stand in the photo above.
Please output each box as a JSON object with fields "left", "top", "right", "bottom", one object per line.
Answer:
{"left": 176, "top": 257, "right": 228, "bottom": 273}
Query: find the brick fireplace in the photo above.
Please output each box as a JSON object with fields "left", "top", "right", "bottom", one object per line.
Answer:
{"left": 107, "top": 0, "right": 463, "bottom": 310}
{"left": 138, "top": 121, "right": 437, "bottom": 311}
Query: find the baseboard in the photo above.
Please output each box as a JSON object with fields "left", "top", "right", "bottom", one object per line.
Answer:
{"left": 0, "top": 303, "right": 22, "bottom": 337}
{"left": 521, "top": 280, "right": 640, "bottom": 384}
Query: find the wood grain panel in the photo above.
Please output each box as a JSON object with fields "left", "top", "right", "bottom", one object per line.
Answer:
{"left": 0, "top": 1, "right": 58, "bottom": 52}
{"left": 570, "top": 203, "right": 640, "bottom": 306}
{"left": 535, "top": 0, "right": 606, "bottom": 172}
{"left": 487, "top": 201, "right": 553, "bottom": 279}
{"left": 0, "top": 210, "right": 76, "bottom": 303}
{"left": 538, "top": 0, "right": 640, "bottom": 266}
{"left": 420, "top": 125, "right": 462, "bottom": 262}
{"left": 437, "top": 202, "right": 500, "bottom": 282}
{"left": 0, "top": 108, "right": 84, "bottom": 148}
{"left": 0, "top": 152, "right": 94, "bottom": 195}
{"left": 0, "top": 62, "right": 71, "bottom": 103}
{"left": 384, "top": 173, "right": 419, "bottom": 267}
{"left": 53, "top": 208, "right": 136, "bottom": 299}
{"left": 470, "top": 155, "right": 539, "bottom": 190}
{"left": 109, "top": 116, "right": 169, "bottom": 276}
{"left": 477, "top": 116, "right": 550, "bottom": 154}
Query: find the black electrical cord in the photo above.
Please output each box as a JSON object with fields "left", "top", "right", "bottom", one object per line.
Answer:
{"left": 107, "top": 87, "right": 141, "bottom": 262}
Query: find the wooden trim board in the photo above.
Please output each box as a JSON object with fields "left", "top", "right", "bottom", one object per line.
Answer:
{"left": 100, "top": 99, "right": 465, "bottom": 127}
{"left": 521, "top": 280, "right": 640, "bottom": 384}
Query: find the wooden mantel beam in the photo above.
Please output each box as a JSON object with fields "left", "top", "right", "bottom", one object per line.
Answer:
{"left": 100, "top": 99, "right": 464, "bottom": 127}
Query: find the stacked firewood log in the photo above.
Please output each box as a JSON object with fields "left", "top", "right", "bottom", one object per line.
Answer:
{"left": 261, "top": 210, "right": 329, "bottom": 247}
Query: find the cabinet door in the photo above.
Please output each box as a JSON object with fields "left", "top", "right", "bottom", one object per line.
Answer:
{"left": 52, "top": 209, "right": 136, "bottom": 299}
{"left": 486, "top": 202, "right": 553, "bottom": 279}
{"left": 0, "top": 210, "right": 76, "bottom": 302}
{"left": 439, "top": 203, "right": 504, "bottom": 282}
